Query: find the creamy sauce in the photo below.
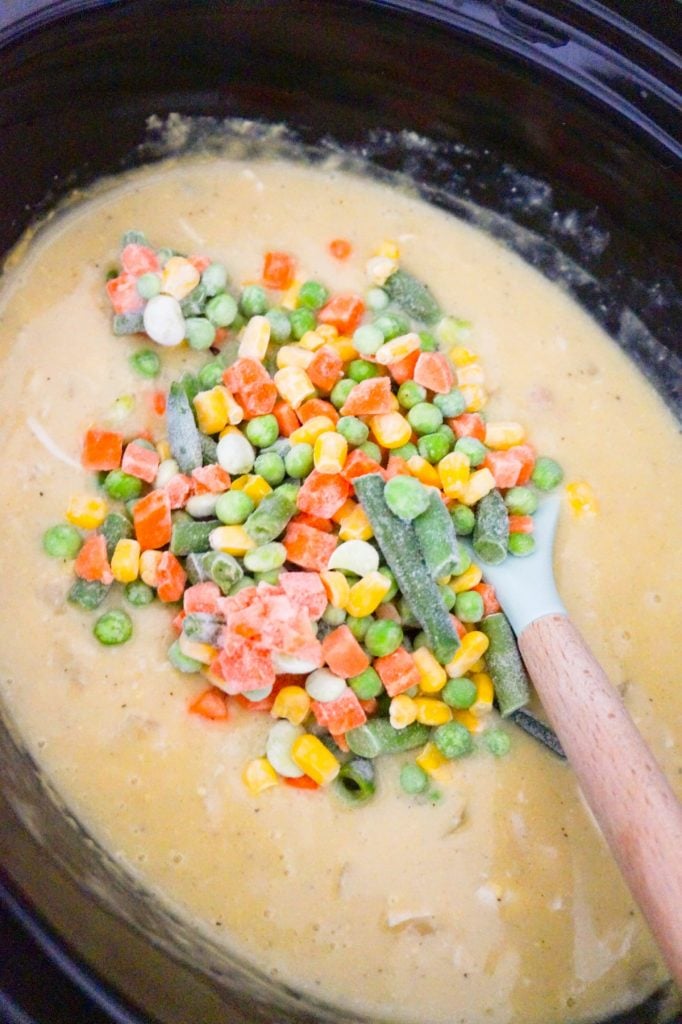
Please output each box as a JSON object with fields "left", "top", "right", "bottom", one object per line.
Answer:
{"left": 0, "top": 156, "right": 680, "bottom": 1024}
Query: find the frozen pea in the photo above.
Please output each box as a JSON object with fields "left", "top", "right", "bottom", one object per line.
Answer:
{"left": 359, "top": 441, "right": 382, "bottom": 463}
{"left": 418, "top": 331, "right": 438, "bottom": 352}
{"left": 433, "top": 721, "right": 473, "bottom": 759}
{"left": 197, "top": 360, "right": 224, "bottom": 390}
{"left": 322, "top": 604, "right": 347, "bottom": 626}
{"left": 400, "top": 763, "right": 428, "bottom": 794}
{"left": 265, "top": 307, "right": 292, "bottom": 343}
{"left": 365, "top": 619, "right": 403, "bottom": 657}
{"left": 215, "top": 490, "right": 255, "bottom": 525}
{"left": 417, "top": 432, "right": 450, "bottom": 464}
{"left": 392, "top": 442, "right": 417, "bottom": 461}
{"left": 531, "top": 456, "right": 564, "bottom": 491}
{"left": 442, "top": 676, "right": 477, "bottom": 709}
{"left": 433, "top": 388, "right": 467, "bottom": 418}
{"left": 407, "top": 402, "right": 443, "bottom": 435}
{"left": 289, "top": 307, "right": 316, "bottom": 339}
{"left": 239, "top": 284, "right": 268, "bottom": 317}
{"left": 245, "top": 414, "right": 279, "bottom": 448}
{"left": 201, "top": 262, "right": 229, "bottom": 297}
{"left": 94, "top": 609, "right": 133, "bottom": 646}
{"left": 129, "top": 348, "right": 161, "bottom": 379}
{"left": 508, "top": 533, "right": 536, "bottom": 557}
{"left": 454, "top": 590, "right": 484, "bottom": 623}
{"left": 168, "top": 639, "right": 202, "bottom": 673}
{"left": 347, "top": 359, "right": 382, "bottom": 383}
{"left": 336, "top": 416, "right": 369, "bottom": 447}
{"left": 485, "top": 729, "right": 511, "bottom": 757}
{"left": 285, "top": 443, "right": 314, "bottom": 479}
{"left": 253, "top": 570, "right": 281, "bottom": 586}
{"left": 450, "top": 504, "right": 476, "bottom": 536}
{"left": 349, "top": 667, "right": 384, "bottom": 700}
{"left": 243, "top": 542, "right": 287, "bottom": 573}
{"left": 330, "top": 378, "right": 356, "bottom": 409}
{"left": 384, "top": 475, "right": 430, "bottom": 521}
{"left": 378, "top": 566, "right": 398, "bottom": 602}
{"left": 455, "top": 436, "right": 487, "bottom": 466}
{"left": 136, "top": 272, "right": 161, "bottom": 300}
{"left": 254, "top": 452, "right": 286, "bottom": 487}
{"left": 297, "top": 280, "right": 329, "bottom": 311}
{"left": 185, "top": 316, "right": 216, "bottom": 351}
{"left": 353, "top": 324, "right": 384, "bottom": 355}
{"left": 438, "top": 584, "right": 457, "bottom": 611}
{"left": 505, "top": 486, "right": 538, "bottom": 516}
{"left": 347, "top": 615, "right": 373, "bottom": 641}
{"left": 125, "top": 580, "right": 155, "bottom": 606}
{"left": 365, "top": 287, "right": 389, "bottom": 312}
{"left": 397, "top": 380, "right": 427, "bottom": 409}
{"left": 373, "top": 311, "right": 410, "bottom": 340}
{"left": 103, "top": 470, "right": 142, "bottom": 501}
{"left": 43, "top": 523, "right": 82, "bottom": 559}
{"left": 206, "top": 293, "right": 237, "bottom": 327}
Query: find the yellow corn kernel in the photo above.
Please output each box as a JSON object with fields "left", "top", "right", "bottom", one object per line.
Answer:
{"left": 471, "top": 672, "right": 494, "bottom": 716}
{"left": 416, "top": 742, "right": 453, "bottom": 783}
{"left": 338, "top": 504, "right": 373, "bottom": 541}
{"left": 178, "top": 633, "right": 217, "bottom": 665}
{"left": 140, "top": 549, "right": 162, "bottom": 587}
{"left": 450, "top": 563, "right": 483, "bottom": 593}
{"left": 329, "top": 336, "right": 358, "bottom": 363}
{"left": 448, "top": 345, "right": 477, "bottom": 367}
{"left": 316, "top": 324, "right": 338, "bottom": 343}
{"left": 314, "top": 431, "right": 348, "bottom": 474}
{"left": 65, "top": 494, "right": 108, "bottom": 529}
{"left": 437, "top": 451, "right": 471, "bottom": 499}
{"left": 156, "top": 439, "right": 172, "bottom": 461}
{"left": 274, "top": 366, "right": 316, "bottom": 409}
{"left": 406, "top": 456, "right": 441, "bottom": 487}
{"left": 374, "top": 332, "right": 421, "bottom": 366}
{"left": 238, "top": 314, "right": 271, "bottom": 361}
{"left": 276, "top": 344, "right": 315, "bottom": 370}
{"left": 193, "top": 386, "right": 230, "bottom": 435}
{"left": 414, "top": 697, "right": 453, "bottom": 727}
{"left": 369, "top": 412, "right": 412, "bottom": 449}
{"left": 291, "top": 734, "right": 340, "bottom": 786}
{"left": 298, "top": 329, "right": 326, "bottom": 352}
{"left": 566, "top": 480, "right": 599, "bottom": 517}
{"left": 209, "top": 525, "right": 255, "bottom": 556}
{"left": 161, "top": 255, "right": 200, "bottom": 300}
{"left": 452, "top": 708, "right": 485, "bottom": 733}
{"left": 320, "top": 570, "right": 351, "bottom": 610}
{"left": 459, "top": 383, "right": 487, "bottom": 413}
{"left": 223, "top": 388, "right": 245, "bottom": 426}
{"left": 331, "top": 499, "right": 357, "bottom": 526}
{"left": 446, "top": 631, "right": 490, "bottom": 678}
{"left": 242, "top": 757, "right": 280, "bottom": 795}
{"left": 484, "top": 421, "right": 526, "bottom": 450}
{"left": 460, "top": 468, "right": 496, "bottom": 506}
{"left": 218, "top": 424, "right": 242, "bottom": 440}
{"left": 377, "top": 239, "right": 400, "bottom": 259}
{"left": 290, "top": 415, "right": 336, "bottom": 446}
{"left": 110, "top": 538, "right": 141, "bottom": 584}
{"left": 456, "top": 363, "right": 485, "bottom": 386}
{"left": 346, "top": 571, "right": 391, "bottom": 617}
{"left": 230, "top": 474, "right": 272, "bottom": 504}
{"left": 468, "top": 658, "right": 486, "bottom": 674}
{"left": 413, "top": 647, "right": 447, "bottom": 694}
{"left": 280, "top": 280, "right": 300, "bottom": 310}
{"left": 271, "top": 685, "right": 311, "bottom": 726}
{"left": 389, "top": 694, "right": 417, "bottom": 729}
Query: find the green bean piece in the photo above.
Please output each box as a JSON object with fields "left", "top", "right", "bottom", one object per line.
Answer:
{"left": 68, "top": 578, "right": 110, "bottom": 610}
{"left": 244, "top": 488, "right": 298, "bottom": 545}
{"left": 413, "top": 490, "right": 467, "bottom": 579}
{"left": 43, "top": 524, "right": 82, "bottom": 559}
{"left": 378, "top": 566, "right": 398, "bottom": 602}
{"left": 103, "top": 470, "right": 143, "bottom": 502}
{"left": 442, "top": 676, "right": 477, "bottom": 709}
{"left": 124, "top": 580, "right": 155, "bottom": 606}
{"left": 434, "top": 721, "right": 473, "bottom": 759}
{"left": 94, "top": 609, "right": 133, "bottom": 645}
{"left": 473, "top": 490, "right": 509, "bottom": 565}
{"left": 113, "top": 313, "right": 144, "bottom": 336}
{"left": 129, "top": 348, "right": 161, "bottom": 379}
{"left": 99, "top": 512, "right": 133, "bottom": 560}
{"left": 400, "top": 763, "right": 428, "bottom": 794}
{"left": 354, "top": 474, "right": 460, "bottom": 664}
{"left": 480, "top": 612, "right": 530, "bottom": 716}
{"left": 167, "top": 382, "right": 202, "bottom": 473}
{"left": 438, "top": 584, "right": 457, "bottom": 611}
{"left": 168, "top": 639, "right": 202, "bottom": 674}
{"left": 510, "top": 709, "right": 566, "bottom": 759}
{"left": 204, "top": 551, "right": 243, "bottom": 594}
{"left": 384, "top": 269, "right": 441, "bottom": 325}
{"left": 253, "top": 569, "right": 281, "bottom": 586}
{"left": 170, "top": 514, "right": 221, "bottom": 556}
{"left": 229, "top": 575, "right": 256, "bottom": 595}
{"left": 200, "top": 433, "right": 218, "bottom": 466}
{"left": 484, "top": 729, "right": 511, "bottom": 757}
{"left": 349, "top": 666, "right": 383, "bottom": 699}
{"left": 182, "top": 612, "right": 224, "bottom": 646}
{"left": 397, "top": 596, "right": 420, "bottom": 628}
{"left": 346, "top": 719, "right": 430, "bottom": 759}
{"left": 336, "top": 758, "right": 376, "bottom": 804}
{"left": 180, "top": 283, "right": 208, "bottom": 318}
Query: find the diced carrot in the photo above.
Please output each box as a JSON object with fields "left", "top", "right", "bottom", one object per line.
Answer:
{"left": 171, "top": 610, "right": 186, "bottom": 634}
{"left": 339, "top": 376, "right": 394, "bottom": 416}
{"left": 317, "top": 293, "right": 365, "bottom": 334}
{"left": 472, "top": 583, "right": 501, "bottom": 616}
{"left": 290, "top": 512, "right": 334, "bottom": 533}
{"left": 224, "top": 357, "right": 271, "bottom": 393}
{"left": 74, "top": 534, "right": 113, "bottom": 585}
{"left": 273, "top": 400, "right": 300, "bottom": 437}
{"left": 188, "top": 253, "right": 211, "bottom": 274}
{"left": 342, "top": 448, "right": 382, "bottom": 482}
{"left": 211, "top": 638, "right": 275, "bottom": 694}
{"left": 120, "top": 243, "right": 160, "bottom": 276}
{"left": 331, "top": 731, "right": 350, "bottom": 752}
{"left": 388, "top": 348, "right": 420, "bottom": 385}
{"left": 322, "top": 625, "right": 370, "bottom": 677}
{"left": 284, "top": 774, "right": 320, "bottom": 790}
{"left": 483, "top": 451, "right": 523, "bottom": 489}
{"left": 156, "top": 551, "right": 187, "bottom": 603}
{"left": 262, "top": 251, "right": 296, "bottom": 291}
{"left": 105, "top": 273, "right": 144, "bottom": 315}
{"left": 413, "top": 351, "right": 455, "bottom": 394}
{"left": 183, "top": 581, "right": 221, "bottom": 614}
{"left": 121, "top": 441, "right": 160, "bottom": 483}
{"left": 81, "top": 428, "right": 123, "bottom": 471}
{"left": 165, "top": 474, "right": 194, "bottom": 509}
{"left": 329, "top": 238, "right": 352, "bottom": 261}
{"left": 192, "top": 464, "right": 230, "bottom": 493}
{"left": 212, "top": 327, "right": 228, "bottom": 348}
{"left": 240, "top": 381, "right": 278, "bottom": 418}
{"left": 284, "top": 522, "right": 338, "bottom": 572}
{"left": 307, "top": 346, "right": 344, "bottom": 393}
{"left": 147, "top": 390, "right": 167, "bottom": 417}
{"left": 449, "top": 413, "right": 486, "bottom": 441}
{"left": 279, "top": 571, "right": 328, "bottom": 619}
{"left": 189, "top": 687, "right": 229, "bottom": 721}
{"left": 297, "top": 398, "right": 339, "bottom": 424}
{"left": 310, "top": 689, "right": 367, "bottom": 733}
{"left": 450, "top": 615, "right": 467, "bottom": 640}
{"left": 508, "top": 444, "right": 536, "bottom": 485}
{"left": 359, "top": 697, "right": 379, "bottom": 715}
{"left": 374, "top": 647, "right": 420, "bottom": 697}
{"left": 384, "top": 455, "right": 409, "bottom": 480}
{"left": 133, "top": 489, "right": 172, "bottom": 550}
{"left": 296, "top": 470, "right": 351, "bottom": 518}
{"left": 508, "top": 514, "right": 534, "bottom": 534}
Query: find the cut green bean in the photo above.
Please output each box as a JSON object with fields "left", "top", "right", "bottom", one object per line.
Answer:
{"left": 68, "top": 578, "right": 110, "bottom": 610}
{"left": 244, "top": 488, "right": 297, "bottom": 545}
{"left": 346, "top": 719, "right": 430, "bottom": 759}
{"left": 204, "top": 551, "right": 243, "bottom": 594}
{"left": 480, "top": 612, "right": 530, "bottom": 716}
{"left": 473, "top": 489, "right": 509, "bottom": 565}
{"left": 99, "top": 512, "right": 133, "bottom": 560}
{"left": 167, "top": 382, "right": 202, "bottom": 473}
{"left": 170, "top": 514, "right": 221, "bottom": 556}
{"left": 384, "top": 269, "right": 441, "bottom": 325}
{"left": 413, "top": 490, "right": 467, "bottom": 579}
{"left": 335, "top": 758, "right": 376, "bottom": 804}
{"left": 182, "top": 613, "right": 224, "bottom": 646}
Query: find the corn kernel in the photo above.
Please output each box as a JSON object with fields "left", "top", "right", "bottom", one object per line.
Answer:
{"left": 471, "top": 672, "right": 494, "bottom": 715}
{"left": 450, "top": 563, "right": 483, "bottom": 594}
{"left": 452, "top": 708, "right": 485, "bottom": 733}
{"left": 414, "top": 697, "right": 453, "bottom": 727}
{"left": 271, "top": 685, "right": 311, "bottom": 726}
{"left": 331, "top": 498, "right": 357, "bottom": 525}
{"left": 316, "top": 324, "right": 338, "bottom": 343}
{"left": 378, "top": 239, "right": 400, "bottom": 260}
{"left": 314, "top": 431, "right": 348, "bottom": 474}
{"left": 456, "top": 363, "right": 485, "bottom": 386}
{"left": 161, "top": 255, "right": 200, "bottom": 300}
{"left": 448, "top": 345, "right": 477, "bottom": 367}
{"left": 329, "top": 336, "right": 358, "bottom": 363}
{"left": 290, "top": 416, "right": 336, "bottom": 446}
{"left": 178, "top": 633, "right": 217, "bottom": 665}
{"left": 413, "top": 647, "right": 447, "bottom": 694}
{"left": 406, "top": 455, "right": 441, "bottom": 487}
{"left": 65, "top": 494, "right": 108, "bottom": 529}
{"left": 369, "top": 412, "right": 412, "bottom": 449}
{"left": 280, "top": 280, "right": 300, "bottom": 310}
{"left": 461, "top": 468, "right": 496, "bottom": 506}
{"left": 276, "top": 344, "right": 315, "bottom": 370}
{"left": 110, "top": 538, "right": 141, "bottom": 584}
{"left": 274, "top": 366, "right": 316, "bottom": 409}
{"left": 468, "top": 658, "right": 486, "bottom": 674}
{"left": 298, "top": 330, "right": 326, "bottom": 352}
{"left": 140, "top": 549, "right": 162, "bottom": 587}
{"left": 484, "top": 421, "right": 526, "bottom": 450}
{"left": 338, "top": 504, "right": 373, "bottom": 541}
{"left": 320, "top": 570, "right": 351, "bottom": 610}
{"left": 156, "top": 439, "right": 172, "bottom": 461}
{"left": 566, "top": 480, "right": 599, "bottom": 517}
{"left": 291, "top": 734, "right": 340, "bottom": 786}
{"left": 346, "top": 571, "right": 391, "bottom": 617}
{"left": 238, "top": 314, "right": 271, "bottom": 361}
{"left": 437, "top": 451, "right": 470, "bottom": 499}
{"left": 230, "top": 474, "right": 272, "bottom": 504}
{"left": 374, "top": 333, "right": 421, "bottom": 366}
{"left": 242, "top": 757, "right": 280, "bottom": 795}
{"left": 390, "top": 694, "right": 417, "bottom": 729}
{"left": 193, "top": 386, "right": 230, "bottom": 435}
{"left": 416, "top": 742, "right": 453, "bottom": 783}
{"left": 365, "top": 255, "right": 398, "bottom": 286}
{"left": 446, "top": 631, "right": 490, "bottom": 678}
{"left": 459, "top": 383, "right": 487, "bottom": 413}
{"left": 209, "top": 525, "right": 255, "bottom": 556}
{"left": 218, "top": 424, "right": 242, "bottom": 440}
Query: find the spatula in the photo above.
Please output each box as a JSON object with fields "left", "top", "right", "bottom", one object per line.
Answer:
{"left": 474, "top": 496, "right": 682, "bottom": 986}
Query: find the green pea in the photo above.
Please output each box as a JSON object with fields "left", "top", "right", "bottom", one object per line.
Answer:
{"left": 365, "top": 287, "right": 389, "bottom": 312}
{"left": 336, "top": 416, "right": 369, "bottom": 447}
{"left": 434, "top": 721, "right": 473, "bottom": 759}
{"left": 239, "top": 284, "right": 269, "bottom": 317}
{"left": 198, "top": 360, "right": 225, "bottom": 390}
{"left": 254, "top": 452, "right": 286, "bottom": 487}
{"left": 438, "top": 584, "right": 457, "bottom": 611}
{"left": 505, "top": 486, "right": 538, "bottom": 516}
{"left": 454, "top": 590, "right": 484, "bottom": 623}
{"left": 103, "top": 471, "right": 143, "bottom": 502}
{"left": 285, "top": 443, "right": 314, "bottom": 479}
{"left": 289, "top": 307, "right": 316, "bottom": 340}
{"left": 347, "top": 359, "right": 382, "bottom": 383}
{"left": 373, "top": 311, "right": 410, "bottom": 340}
{"left": 352, "top": 324, "right": 384, "bottom": 355}
{"left": 330, "top": 378, "right": 355, "bottom": 410}
{"left": 418, "top": 331, "right": 438, "bottom": 352}
{"left": 455, "top": 436, "right": 487, "bottom": 466}
{"left": 485, "top": 728, "right": 511, "bottom": 757}
{"left": 349, "top": 666, "right": 383, "bottom": 699}
{"left": 442, "top": 676, "right": 477, "bottom": 709}
{"left": 168, "top": 639, "right": 202, "bottom": 673}
{"left": 365, "top": 619, "right": 403, "bottom": 657}
{"left": 384, "top": 476, "right": 430, "bottom": 520}
{"left": 265, "top": 307, "right": 292, "bottom": 343}
{"left": 417, "top": 432, "right": 450, "bottom": 464}
{"left": 437, "top": 423, "right": 455, "bottom": 447}
{"left": 297, "top": 280, "right": 329, "bottom": 311}
{"left": 378, "top": 566, "right": 398, "bottom": 602}
{"left": 400, "top": 763, "right": 428, "bottom": 795}
{"left": 359, "top": 441, "right": 382, "bottom": 463}
{"left": 391, "top": 442, "right": 417, "bottom": 461}
{"left": 450, "top": 504, "right": 476, "bottom": 536}
{"left": 129, "top": 348, "right": 161, "bottom": 379}
{"left": 397, "top": 380, "right": 427, "bottom": 409}
{"left": 125, "top": 580, "right": 155, "bottom": 606}
{"left": 243, "top": 542, "right": 287, "bottom": 573}
{"left": 201, "top": 262, "right": 229, "bottom": 297}
{"left": 407, "top": 402, "right": 443, "bottom": 435}
{"left": 508, "top": 533, "right": 536, "bottom": 557}
{"left": 185, "top": 316, "right": 216, "bottom": 351}
{"left": 68, "top": 578, "right": 109, "bottom": 610}
{"left": 531, "top": 456, "right": 564, "bottom": 491}
{"left": 347, "top": 615, "right": 373, "bottom": 642}
{"left": 136, "top": 272, "right": 161, "bottom": 299}
{"left": 215, "top": 490, "right": 255, "bottom": 525}
{"left": 245, "top": 414, "right": 279, "bottom": 448}
{"left": 94, "top": 609, "right": 133, "bottom": 646}
{"left": 206, "top": 293, "right": 238, "bottom": 327}
{"left": 42, "top": 523, "right": 82, "bottom": 559}
{"left": 322, "top": 604, "right": 347, "bottom": 626}
{"left": 433, "top": 388, "right": 467, "bottom": 418}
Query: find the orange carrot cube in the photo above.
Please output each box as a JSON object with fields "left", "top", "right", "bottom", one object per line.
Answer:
{"left": 296, "top": 470, "right": 351, "bottom": 518}
{"left": 308, "top": 346, "right": 344, "bottom": 393}
{"left": 310, "top": 689, "right": 367, "bottom": 733}
{"left": 156, "top": 551, "right": 187, "bottom": 603}
{"left": 262, "top": 251, "right": 296, "bottom": 290}
{"left": 74, "top": 533, "right": 113, "bottom": 585}
{"left": 317, "top": 293, "right": 365, "bottom": 334}
{"left": 373, "top": 647, "right": 420, "bottom": 697}
{"left": 121, "top": 441, "right": 160, "bottom": 483}
{"left": 321, "top": 625, "right": 370, "bottom": 678}
{"left": 284, "top": 522, "right": 338, "bottom": 571}
{"left": 133, "top": 489, "right": 172, "bottom": 550}
{"left": 189, "top": 687, "right": 229, "bottom": 721}
{"left": 81, "top": 428, "right": 123, "bottom": 472}
{"left": 339, "top": 376, "right": 394, "bottom": 416}
{"left": 413, "top": 351, "right": 455, "bottom": 394}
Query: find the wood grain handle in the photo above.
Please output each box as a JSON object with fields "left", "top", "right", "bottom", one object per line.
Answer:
{"left": 519, "top": 614, "right": 682, "bottom": 986}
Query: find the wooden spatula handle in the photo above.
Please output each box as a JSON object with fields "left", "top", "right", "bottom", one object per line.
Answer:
{"left": 519, "top": 613, "right": 682, "bottom": 986}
